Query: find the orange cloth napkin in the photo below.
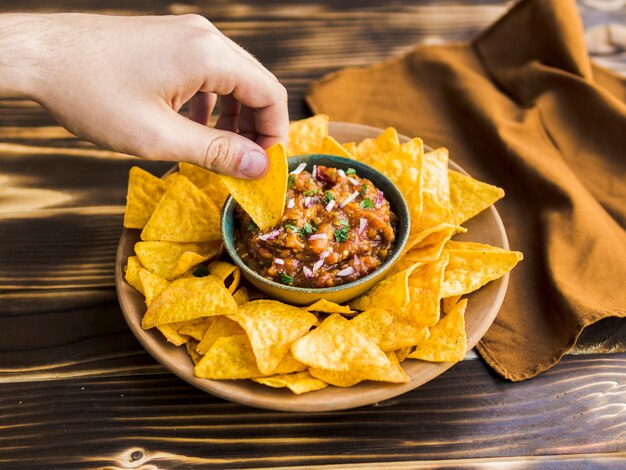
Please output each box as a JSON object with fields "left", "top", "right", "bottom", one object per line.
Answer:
{"left": 306, "top": 0, "right": 626, "bottom": 380}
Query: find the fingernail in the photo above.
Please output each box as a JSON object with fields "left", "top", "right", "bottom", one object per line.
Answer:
{"left": 240, "top": 150, "right": 268, "bottom": 178}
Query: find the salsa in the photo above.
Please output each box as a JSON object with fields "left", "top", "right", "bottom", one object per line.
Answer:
{"left": 234, "top": 164, "right": 396, "bottom": 288}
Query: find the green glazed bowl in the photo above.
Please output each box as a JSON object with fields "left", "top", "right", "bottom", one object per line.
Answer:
{"left": 221, "top": 154, "right": 410, "bottom": 306}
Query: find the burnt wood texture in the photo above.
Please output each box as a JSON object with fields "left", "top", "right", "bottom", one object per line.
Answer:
{"left": 1, "top": 1, "right": 625, "bottom": 468}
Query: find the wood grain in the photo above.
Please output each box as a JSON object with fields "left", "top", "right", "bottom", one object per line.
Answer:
{"left": 0, "top": 354, "right": 624, "bottom": 468}
{"left": 0, "top": 0, "right": 624, "bottom": 467}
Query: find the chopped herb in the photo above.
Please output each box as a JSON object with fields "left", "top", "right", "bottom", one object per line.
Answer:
{"left": 323, "top": 191, "right": 334, "bottom": 204}
{"left": 279, "top": 272, "right": 293, "bottom": 285}
{"left": 303, "top": 189, "right": 319, "bottom": 196}
{"left": 246, "top": 221, "right": 257, "bottom": 232}
{"left": 334, "top": 226, "right": 350, "bottom": 242}
{"left": 361, "top": 183, "right": 368, "bottom": 196}
{"left": 301, "top": 222, "right": 317, "bottom": 237}
{"left": 346, "top": 168, "right": 356, "bottom": 175}
{"left": 340, "top": 218, "right": 350, "bottom": 227}
{"left": 360, "top": 198, "right": 375, "bottom": 209}
{"left": 287, "top": 174, "right": 296, "bottom": 189}
{"left": 192, "top": 264, "right": 209, "bottom": 277}
{"left": 284, "top": 223, "right": 300, "bottom": 233}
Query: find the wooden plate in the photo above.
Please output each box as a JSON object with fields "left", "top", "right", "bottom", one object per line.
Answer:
{"left": 115, "top": 121, "right": 509, "bottom": 412}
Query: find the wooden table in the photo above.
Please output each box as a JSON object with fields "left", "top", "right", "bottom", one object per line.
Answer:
{"left": 1, "top": 1, "right": 625, "bottom": 468}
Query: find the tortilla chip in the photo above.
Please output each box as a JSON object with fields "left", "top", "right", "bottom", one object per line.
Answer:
{"left": 177, "top": 317, "right": 215, "bottom": 341}
{"left": 229, "top": 300, "right": 317, "bottom": 375}
{"left": 287, "top": 114, "right": 329, "bottom": 156}
{"left": 342, "top": 142, "right": 357, "bottom": 155}
{"left": 309, "top": 368, "right": 363, "bottom": 387}
{"left": 398, "top": 223, "right": 465, "bottom": 266}
{"left": 320, "top": 136, "right": 353, "bottom": 158}
{"left": 141, "top": 175, "right": 221, "bottom": 242}
{"left": 422, "top": 148, "right": 451, "bottom": 208}
{"left": 194, "top": 335, "right": 263, "bottom": 379}
{"left": 310, "top": 351, "right": 408, "bottom": 385}
{"left": 185, "top": 341, "right": 203, "bottom": 365}
{"left": 253, "top": 371, "right": 328, "bottom": 395}
{"left": 208, "top": 261, "right": 240, "bottom": 293}
{"left": 123, "top": 166, "right": 168, "bottom": 229}
{"left": 394, "top": 347, "right": 412, "bottom": 362}
{"left": 374, "top": 127, "right": 400, "bottom": 152}
{"left": 196, "top": 316, "right": 244, "bottom": 355}
{"left": 124, "top": 256, "right": 144, "bottom": 295}
{"left": 291, "top": 314, "right": 391, "bottom": 373}
{"left": 232, "top": 287, "right": 250, "bottom": 305}
{"left": 219, "top": 143, "right": 288, "bottom": 230}
{"left": 134, "top": 241, "right": 221, "bottom": 280}
{"left": 304, "top": 299, "right": 352, "bottom": 315}
{"left": 137, "top": 268, "right": 170, "bottom": 307}
{"left": 157, "top": 324, "right": 189, "bottom": 346}
{"left": 408, "top": 298, "right": 468, "bottom": 362}
{"left": 349, "top": 264, "right": 417, "bottom": 311}
{"left": 442, "top": 295, "right": 462, "bottom": 314}
{"left": 352, "top": 308, "right": 430, "bottom": 351}
{"left": 141, "top": 276, "right": 237, "bottom": 329}
{"left": 401, "top": 254, "right": 449, "bottom": 327}
{"left": 178, "top": 162, "right": 230, "bottom": 210}
{"left": 442, "top": 241, "right": 523, "bottom": 297}
{"left": 448, "top": 170, "right": 504, "bottom": 225}
{"left": 271, "top": 352, "right": 308, "bottom": 375}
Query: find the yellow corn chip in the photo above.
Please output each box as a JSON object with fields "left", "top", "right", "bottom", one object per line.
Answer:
{"left": 422, "top": 148, "right": 451, "bottom": 208}
{"left": 394, "top": 347, "right": 412, "bottom": 362}
{"left": 271, "top": 352, "right": 308, "bottom": 375}
{"left": 163, "top": 172, "right": 178, "bottom": 186}
{"left": 304, "top": 299, "right": 352, "bottom": 315}
{"left": 194, "top": 335, "right": 263, "bottom": 380}
{"left": 123, "top": 166, "right": 168, "bottom": 229}
{"left": 354, "top": 137, "right": 378, "bottom": 165}
{"left": 398, "top": 223, "right": 465, "bottom": 266}
{"left": 291, "top": 314, "right": 391, "bottom": 373}
{"left": 253, "top": 371, "right": 328, "bottom": 395}
{"left": 141, "top": 175, "right": 221, "bottom": 242}
{"left": 219, "top": 143, "right": 288, "bottom": 230}
{"left": 229, "top": 300, "right": 317, "bottom": 375}
{"left": 287, "top": 114, "right": 329, "bottom": 156}
{"left": 134, "top": 241, "right": 220, "bottom": 280}
{"left": 410, "top": 195, "right": 453, "bottom": 236}
{"left": 124, "top": 256, "right": 144, "bottom": 295}
{"left": 448, "top": 170, "right": 505, "bottom": 225}
{"left": 208, "top": 261, "right": 240, "bottom": 293}
{"left": 402, "top": 254, "right": 449, "bottom": 327}
{"left": 309, "top": 368, "right": 363, "bottom": 387}
{"left": 320, "top": 136, "right": 353, "bottom": 158}
{"left": 342, "top": 142, "right": 357, "bottom": 155}
{"left": 374, "top": 127, "right": 400, "bottom": 152}
{"left": 408, "top": 298, "right": 468, "bottom": 362}
{"left": 142, "top": 276, "right": 237, "bottom": 329}
{"left": 310, "top": 350, "right": 408, "bottom": 384}
{"left": 157, "top": 324, "right": 189, "bottom": 346}
{"left": 185, "top": 341, "right": 203, "bottom": 365}
{"left": 196, "top": 316, "right": 244, "bottom": 355}
{"left": 178, "top": 162, "right": 230, "bottom": 210}
{"left": 138, "top": 268, "right": 170, "bottom": 307}
{"left": 352, "top": 308, "right": 430, "bottom": 351}
{"left": 442, "top": 295, "right": 462, "bottom": 314}
{"left": 177, "top": 317, "right": 216, "bottom": 341}
{"left": 442, "top": 241, "right": 523, "bottom": 297}
{"left": 350, "top": 264, "right": 417, "bottom": 311}
{"left": 232, "top": 287, "right": 250, "bottom": 305}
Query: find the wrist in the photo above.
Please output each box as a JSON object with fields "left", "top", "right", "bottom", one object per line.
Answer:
{"left": 0, "top": 13, "right": 47, "bottom": 99}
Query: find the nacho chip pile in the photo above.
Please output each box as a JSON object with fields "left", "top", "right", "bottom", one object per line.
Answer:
{"left": 122, "top": 115, "right": 522, "bottom": 395}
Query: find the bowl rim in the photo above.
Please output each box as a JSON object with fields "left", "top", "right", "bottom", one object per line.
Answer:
{"left": 220, "top": 154, "right": 410, "bottom": 295}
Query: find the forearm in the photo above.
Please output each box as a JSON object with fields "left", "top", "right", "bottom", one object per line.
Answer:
{"left": 0, "top": 13, "right": 46, "bottom": 98}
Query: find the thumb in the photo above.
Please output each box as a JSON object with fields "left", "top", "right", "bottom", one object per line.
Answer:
{"left": 139, "top": 108, "right": 269, "bottom": 179}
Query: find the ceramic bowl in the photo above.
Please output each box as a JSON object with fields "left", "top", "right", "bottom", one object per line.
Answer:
{"left": 220, "top": 154, "right": 410, "bottom": 306}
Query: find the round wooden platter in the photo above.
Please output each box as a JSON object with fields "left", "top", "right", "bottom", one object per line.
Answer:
{"left": 115, "top": 121, "right": 509, "bottom": 412}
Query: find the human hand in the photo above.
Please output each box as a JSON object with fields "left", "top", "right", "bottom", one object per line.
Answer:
{"left": 0, "top": 13, "right": 289, "bottom": 178}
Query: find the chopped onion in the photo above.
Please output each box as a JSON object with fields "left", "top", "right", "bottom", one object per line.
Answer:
{"left": 304, "top": 196, "right": 311, "bottom": 207}
{"left": 287, "top": 198, "right": 295, "bottom": 209}
{"left": 340, "top": 190, "right": 360, "bottom": 208}
{"left": 312, "top": 165, "right": 317, "bottom": 179}
{"left": 376, "top": 190, "right": 384, "bottom": 208}
{"left": 337, "top": 169, "right": 347, "bottom": 178}
{"left": 320, "top": 250, "right": 330, "bottom": 259}
{"left": 354, "top": 254, "right": 360, "bottom": 266}
{"left": 358, "top": 218, "right": 368, "bottom": 235}
{"left": 325, "top": 199, "right": 336, "bottom": 211}
{"left": 274, "top": 258, "right": 285, "bottom": 265}
{"left": 336, "top": 266, "right": 355, "bottom": 277}
{"left": 313, "top": 259, "right": 324, "bottom": 272}
{"left": 347, "top": 177, "right": 360, "bottom": 185}
{"left": 290, "top": 162, "right": 307, "bottom": 175}
{"left": 258, "top": 229, "right": 280, "bottom": 241}
{"left": 303, "top": 266, "right": 314, "bottom": 278}
{"left": 308, "top": 233, "right": 328, "bottom": 241}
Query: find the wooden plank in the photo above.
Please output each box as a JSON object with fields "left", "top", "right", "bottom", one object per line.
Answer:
{"left": 0, "top": 354, "right": 623, "bottom": 467}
